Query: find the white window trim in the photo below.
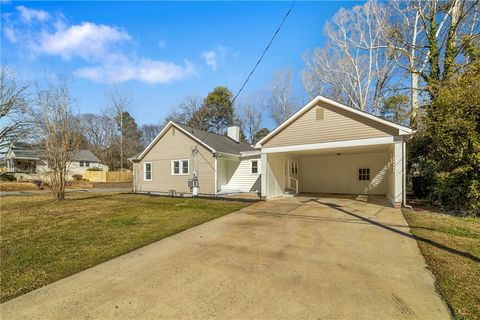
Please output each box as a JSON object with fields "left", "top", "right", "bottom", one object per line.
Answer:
{"left": 358, "top": 168, "right": 370, "bottom": 181}
{"left": 250, "top": 159, "right": 260, "bottom": 175}
{"left": 171, "top": 159, "right": 190, "bottom": 175}
{"left": 144, "top": 162, "right": 152, "bottom": 181}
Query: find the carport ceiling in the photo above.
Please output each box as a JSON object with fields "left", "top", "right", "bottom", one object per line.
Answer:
{"left": 288, "top": 144, "right": 391, "bottom": 157}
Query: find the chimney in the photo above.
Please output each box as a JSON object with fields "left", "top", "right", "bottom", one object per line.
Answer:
{"left": 227, "top": 126, "right": 240, "bottom": 143}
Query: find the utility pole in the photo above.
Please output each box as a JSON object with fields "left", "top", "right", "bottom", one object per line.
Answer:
{"left": 119, "top": 110, "right": 123, "bottom": 171}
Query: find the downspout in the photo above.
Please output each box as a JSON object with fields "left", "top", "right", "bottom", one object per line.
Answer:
{"left": 214, "top": 154, "right": 218, "bottom": 197}
{"left": 402, "top": 137, "right": 413, "bottom": 210}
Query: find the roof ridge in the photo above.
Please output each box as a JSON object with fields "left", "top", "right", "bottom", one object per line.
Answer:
{"left": 173, "top": 121, "right": 251, "bottom": 145}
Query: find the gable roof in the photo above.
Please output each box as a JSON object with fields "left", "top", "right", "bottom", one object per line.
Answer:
{"left": 9, "top": 142, "right": 46, "bottom": 160}
{"left": 73, "top": 150, "right": 100, "bottom": 162}
{"left": 255, "top": 95, "right": 414, "bottom": 148}
{"left": 135, "top": 121, "right": 255, "bottom": 161}
{"left": 6, "top": 142, "right": 100, "bottom": 162}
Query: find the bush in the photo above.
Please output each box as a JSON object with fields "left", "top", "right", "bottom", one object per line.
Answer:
{"left": 0, "top": 174, "right": 16, "bottom": 181}
{"left": 432, "top": 168, "right": 480, "bottom": 215}
{"left": 86, "top": 167, "right": 102, "bottom": 171}
{"left": 72, "top": 174, "right": 83, "bottom": 181}
{"left": 410, "top": 61, "right": 480, "bottom": 216}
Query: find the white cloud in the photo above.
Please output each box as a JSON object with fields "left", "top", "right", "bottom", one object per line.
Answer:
{"left": 16, "top": 5, "right": 50, "bottom": 23}
{"left": 3, "top": 26, "right": 17, "bottom": 43}
{"left": 2, "top": 6, "right": 197, "bottom": 84}
{"left": 201, "top": 46, "right": 234, "bottom": 71}
{"left": 201, "top": 50, "right": 218, "bottom": 70}
{"left": 36, "top": 22, "right": 130, "bottom": 60}
{"left": 74, "top": 55, "right": 196, "bottom": 84}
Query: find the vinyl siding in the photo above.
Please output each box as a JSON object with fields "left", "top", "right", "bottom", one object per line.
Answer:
{"left": 301, "top": 153, "right": 388, "bottom": 195}
{"left": 219, "top": 156, "right": 261, "bottom": 193}
{"left": 133, "top": 126, "right": 215, "bottom": 194}
{"left": 263, "top": 103, "right": 399, "bottom": 148}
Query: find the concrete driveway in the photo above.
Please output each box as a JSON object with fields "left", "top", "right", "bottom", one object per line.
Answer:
{"left": 1, "top": 195, "right": 450, "bottom": 320}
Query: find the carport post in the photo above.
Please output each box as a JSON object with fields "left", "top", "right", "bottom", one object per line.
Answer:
{"left": 261, "top": 152, "right": 267, "bottom": 199}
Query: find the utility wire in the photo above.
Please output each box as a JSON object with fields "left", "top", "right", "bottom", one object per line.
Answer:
{"left": 232, "top": 0, "right": 296, "bottom": 104}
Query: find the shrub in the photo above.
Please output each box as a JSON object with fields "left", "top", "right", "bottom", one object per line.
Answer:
{"left": 86, "top": 167, "right": 102, "bottom": 171}
{"left": 410, "top": 60, "right": 480, "bottom": 216}
{"left": 72, "top": 174, "right": 83, "bottom": 181}
{"left": 0, "top": 174, "right": 16, "bottom": 181}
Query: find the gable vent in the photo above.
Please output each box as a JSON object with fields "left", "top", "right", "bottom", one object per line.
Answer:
{"left": 172, "top": 127, "right": 176, "bottom": 136}
{"left": 316, "top": 107, "right": 325, "bottom": 121}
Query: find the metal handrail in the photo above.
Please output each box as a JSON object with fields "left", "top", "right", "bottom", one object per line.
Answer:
{"left": 288, "top": 176, "right": 299, "bottom": 195}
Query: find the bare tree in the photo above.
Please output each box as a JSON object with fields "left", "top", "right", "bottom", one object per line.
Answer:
{"left": 33, "top": 75, "right": 80, "bottom": 200}
{"left": 164, "top": 95, "right": 204, "bottom": 126}
{"left": 140, "top": 123, "right": 161, "bottom": 146}
{"left": 386, "top": 0, "right": 480, "bottom": 122}
{"left": 267, "top": 70, "right": 299, "bottom": 126}
{"left": 302, "top": 1, "right": 396, "bottom": 114}
{"left": 238, "top": 95, "right": 264, "bottom": 144}
{"left": 108, "top": 86, "right": 132, "bottom": 171}
{"left": 0, "top": 65, "right": 29, "bottom": 150}
{"left": 79, "top": 113, "right": 116, "bottom": 164}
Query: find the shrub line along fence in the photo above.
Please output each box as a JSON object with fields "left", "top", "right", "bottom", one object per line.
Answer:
{"left": 83, "top": 171, "right": 132, "bottom": 183}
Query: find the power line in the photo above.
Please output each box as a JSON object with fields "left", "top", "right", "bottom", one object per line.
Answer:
{"left": 232, "top": 0, "right": 296, "bottom": 104}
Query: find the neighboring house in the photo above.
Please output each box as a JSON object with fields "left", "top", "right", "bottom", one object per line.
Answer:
{"left": 130, "top": 122, "right": 261, "bottom": 195}
{"left": 132, "top": 95, "right": 413, "bottom": 207}
{"left": 3, "top": 142, "right": 108, "bottom": 178}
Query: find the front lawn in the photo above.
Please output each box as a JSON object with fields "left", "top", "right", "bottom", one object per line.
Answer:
{"left": 0, "top": 192, "right": 250, "bottom": 302}
{"left": 403, "top": 209, "right": 480, "bottom": 320}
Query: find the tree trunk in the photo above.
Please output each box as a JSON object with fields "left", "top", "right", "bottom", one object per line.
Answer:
{"left": 410, "top": 73, "right": 419, "bottom": 126}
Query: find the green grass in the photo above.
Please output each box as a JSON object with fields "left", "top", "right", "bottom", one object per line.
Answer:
{"left": 0, "top": 192, "right": 251, "bottom": 302}
{"left": 403, "top": 209, "right": 480, "bottom": 320}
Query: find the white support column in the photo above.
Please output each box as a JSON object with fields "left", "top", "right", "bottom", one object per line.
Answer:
{"left": 393, "top": 142, "right": 403, "bottom": 208}
{"left": 214, "top": 157, "right": 218, "bottom": 196}
{"left": 261, "top": 153, "right": 267, "bottom": 198}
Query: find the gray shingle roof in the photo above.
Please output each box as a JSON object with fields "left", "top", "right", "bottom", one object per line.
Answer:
{"left": 10, "top": 142, "right": 45, "bottom": 159}
{"left": 8, "top": 142, "right": 100, "bottom": 162}
{"left": 175, "top": 122, "right": 255, "bottom": 155}
{"left": 73, "top": 150, "right": 100, "bottom": 162}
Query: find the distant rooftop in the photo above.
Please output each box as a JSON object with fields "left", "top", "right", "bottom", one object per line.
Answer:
{"left": 6, "top": 142, "right": 100, "bottom": 162}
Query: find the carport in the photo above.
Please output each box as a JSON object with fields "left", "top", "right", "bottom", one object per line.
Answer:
{"left": 260, "top": 140, "right": 404, "bottom": 207}
{"left": 256, "top": 96, "right": 413, "bottom": 208}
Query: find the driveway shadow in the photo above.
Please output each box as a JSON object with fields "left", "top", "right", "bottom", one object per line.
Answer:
{"left": 313, "top": 199, "right": 480, "bottom": 264}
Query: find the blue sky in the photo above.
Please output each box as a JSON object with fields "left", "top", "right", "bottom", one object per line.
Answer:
{"left": 1, "top": 1, "right": 359, "bottom": 128}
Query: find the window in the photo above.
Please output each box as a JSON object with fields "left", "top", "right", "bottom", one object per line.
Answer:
{"left": 358, "top": 168, "right": 370, "bottom": 181}
{"left": 80, "top": 161, "right": 85, "bottom": 167}
{"left": 251, "top": 160, "right": 259, "bottom": 174}
{"left": 316, "top": 107, "right": 324, "bottom": 121}
{"left": 85, "top": 162, "right": 90, "bottom": 167}
{"left": 290, "top": 161, "right": 298, "bottom": 175}
{"left": 172, "top": 159, "right": 189, "bottom": 175}
{"left": 144, "top": 162, "right": 152, "bottom": 181}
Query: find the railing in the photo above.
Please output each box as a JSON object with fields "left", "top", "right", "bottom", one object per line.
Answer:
{"left": 288, "top": 176, "right": 299, "bottom": 195}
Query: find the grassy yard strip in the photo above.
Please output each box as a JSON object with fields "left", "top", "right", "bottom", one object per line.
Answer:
{"left": 402, "top": 209, "right": 480, "bottom": 320}
{"left": 0, "top": 192, "right": 250, "bottom": 302}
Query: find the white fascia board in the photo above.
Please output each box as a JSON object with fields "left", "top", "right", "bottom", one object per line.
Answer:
{"left": 137, "top": 121, "right": 216, "bottom": 161}
{"left": 216, "top": 152, "right": 240, "bottom": 159}
{"left": 240, "top": 150, "right": 261, "bottom": 157}
{"left": 261, "top": 136, "right": 398, "bottom": 154}
{"left": 255, "top": 95, "right": 413, "bottom": 148}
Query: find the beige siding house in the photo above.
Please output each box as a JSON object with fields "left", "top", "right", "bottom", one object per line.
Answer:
{"left": 132, "top": 95, "right": 413, "bottom": 207}
{"left": 255, "top": 95, "right": 413, "bottom": 207}
{"left": 131, "top": 122, "right": 261, "bottom": 196}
